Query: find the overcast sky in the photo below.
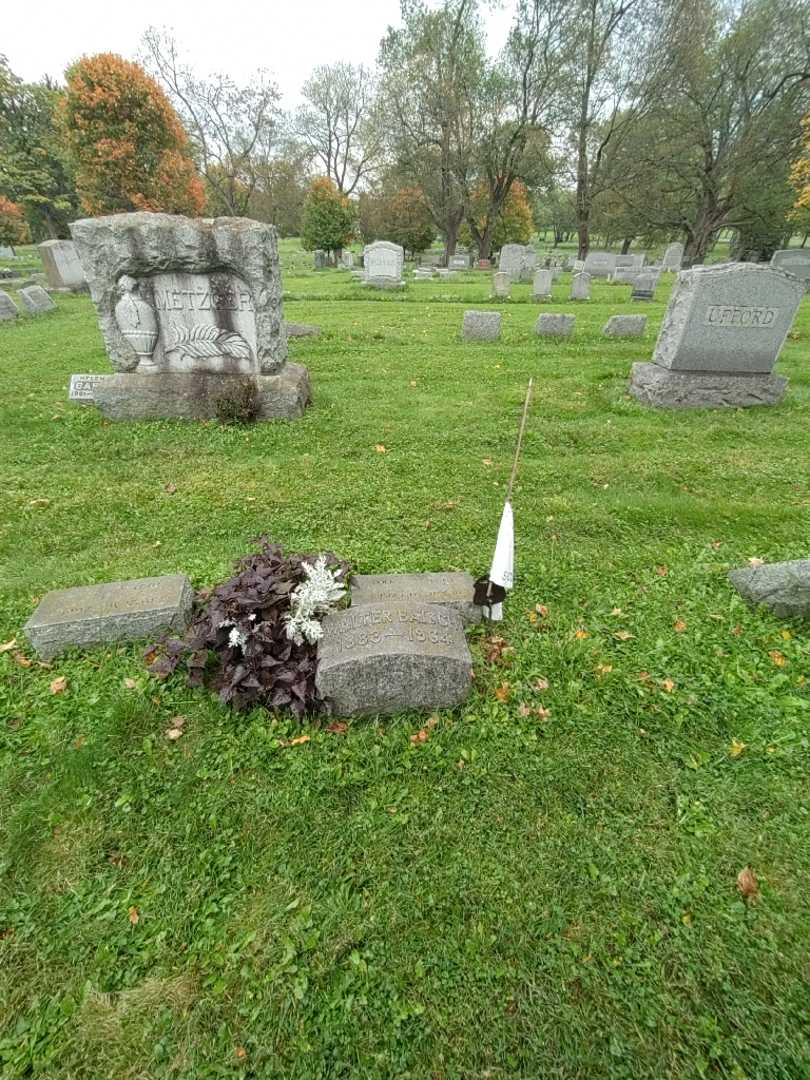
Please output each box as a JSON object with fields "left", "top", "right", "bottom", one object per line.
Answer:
{"left": 4, "top": 0, "right": 514, "bottom": 108}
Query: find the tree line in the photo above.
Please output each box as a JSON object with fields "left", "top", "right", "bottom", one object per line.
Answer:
{"left": 1, "top": 0, "right": 809, "bottom": 263}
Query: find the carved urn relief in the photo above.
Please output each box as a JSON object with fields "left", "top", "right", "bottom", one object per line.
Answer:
{"left": 114, "top": 275, "right": 159, "bottom": 370}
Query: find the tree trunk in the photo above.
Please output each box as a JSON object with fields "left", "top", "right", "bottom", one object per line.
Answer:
{"left": 444, "top": 222, "right": 458, "bottom": 264}
{"left": 621, "top": 236, "right": 633, "bottom": 255}
{"left": 801, "top": 233, "right": 808, "bottom": 248}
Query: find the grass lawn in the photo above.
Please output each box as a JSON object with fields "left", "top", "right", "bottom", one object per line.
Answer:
{"left": 1, "top": 238, "right": 809, "bottom": 1078}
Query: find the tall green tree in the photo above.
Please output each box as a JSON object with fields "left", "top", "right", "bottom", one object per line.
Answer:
{"left": 300, "top": 177, "right": 355, "bottom": 258}
{"left": 0, "top": 58, "right": 77, "bottom": 239}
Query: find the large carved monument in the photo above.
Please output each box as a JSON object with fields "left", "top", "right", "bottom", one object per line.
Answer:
{"left": 70, "top": 213, "right": 310, "bottom": 421}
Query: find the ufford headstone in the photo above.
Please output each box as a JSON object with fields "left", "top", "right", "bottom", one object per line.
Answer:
{"left": 316, "top": 602, "right": 473, "bottom": 716}
{"left": 463, "top": 310, "right": 502, "bottom": 341}
{"left": 770, "top": 249, "right": 810, "bottom": 288}
{"left": 70, "top": 212, "right": 310, "bottom": 422}
{"left": 69, "top": 373, "right": 113, "bottom": 404}
{"left": 0, "top": 290, "right": 19, "bottom": 321}
{"left": 363, "top": 241, "right": 405, "bottom": 288}
{"left": 24, "top": 575, "right": 193, "bottom": 659}
{"left": 19, "top": 285, "right": 56, "bottom": 315}
{"left": 39, "top": 239, "right": 87, "bottom": 291}
{"left": 628, "top": 263, "right": 804, "bottom": 408}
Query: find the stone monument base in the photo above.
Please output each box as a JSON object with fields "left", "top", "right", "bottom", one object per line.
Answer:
{"left": 92, "top": 364, "right": 311, "bottom": 421}
{"left": 360, "top": 278, "right": 406, "bottom": 290}
{"left": 628, "top": 362, "right": 787, "bottom": 409}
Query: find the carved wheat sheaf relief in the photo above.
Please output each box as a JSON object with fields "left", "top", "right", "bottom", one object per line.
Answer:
{"left": 168, "top": 325, "right": 252, "bottom": 361}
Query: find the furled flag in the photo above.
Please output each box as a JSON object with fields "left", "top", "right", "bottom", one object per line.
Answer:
{"left": 474, "top": 379, "right": 533, "bottom": 621}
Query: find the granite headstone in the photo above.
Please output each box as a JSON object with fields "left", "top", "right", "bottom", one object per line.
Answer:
{"left": 39, "top": 239, "right": 87, "bottom": 291}
{"left": 19, "top": 285, "right": 56, "bottom": 315}
{"left": 463, "top": 310, "right": 502, "bottom": 341}
{"left": 350, "top": 572, "right": 481, "bottom": 625}
{"left": 535, "top": 313, "right": 575, "bottom": 338}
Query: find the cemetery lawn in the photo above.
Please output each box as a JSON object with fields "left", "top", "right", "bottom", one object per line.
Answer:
{"left": 2, "top": 248, "right": 810, "bottom": 1078}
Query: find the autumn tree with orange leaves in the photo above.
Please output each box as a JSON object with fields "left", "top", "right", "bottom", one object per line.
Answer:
{"left": 0, "top": 195, "right": 31, "bottom": 247}
{"left": 61, "top": 53, "right": 204, "bottom": 216}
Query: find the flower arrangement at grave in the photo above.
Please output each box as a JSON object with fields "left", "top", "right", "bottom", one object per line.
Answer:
{"left": 148, "top": 539, "right": 350, "bottom": 718}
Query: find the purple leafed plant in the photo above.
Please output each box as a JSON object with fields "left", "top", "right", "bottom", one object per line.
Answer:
{"left": 147, "top": 538, "right": 350, "bottom": 718}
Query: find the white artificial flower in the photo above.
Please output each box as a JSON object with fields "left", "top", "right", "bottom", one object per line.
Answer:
{"left": 284, "top": 556, "right": 345, "bottom": 646}
{"left": 228, "top": 627, "right": 248, "bottom": 649}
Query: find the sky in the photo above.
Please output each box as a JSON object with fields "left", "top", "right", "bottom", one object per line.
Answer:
{"left": 3, "top": 0, "right": 514, "bottom": 108}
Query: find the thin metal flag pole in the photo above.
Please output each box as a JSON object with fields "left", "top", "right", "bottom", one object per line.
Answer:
{"left": 506, "top": 378, "right": 534, "bottom": 503}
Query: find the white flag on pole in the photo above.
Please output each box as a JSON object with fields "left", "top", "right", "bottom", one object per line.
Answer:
{"left": 487, "top": 499, "right": 514, "bottom": 620}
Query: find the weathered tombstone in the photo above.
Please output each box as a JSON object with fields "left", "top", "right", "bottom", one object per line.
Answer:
{"left": 582, "top": 251, "right": 617, "bottom": 279}
{"left": 462, "top": 310, "right": 502, "bottom": 341}
{"left": 729, "top": 560, "right": 810, "bottom": 619}
{"left": 499, "top": 243, "right": 535, "bottom": 282}
{"left": 492, "top": 272, "right": 511, "bottom": 299}
{"left": 569, "top": 271, "right": 591, "bottom": 301}
{"left": 615, "top": 254, "right": 645, "bottom": 270}
{"left": 572, "top": 259, "right": 585, "bottom": 272}
{"left": 69, "top": 373, "right": 113, "bottom": 403}
{"left": 350, "top": 573, "right": 481, "bottom": 624}
{"left": 603, "top": 314, "right": 647, "bottom": 338}
{"left": 535, "top": 313, "right": 575, "bottom": 338}
{"left": 24, "top": 574, "right": 193, "bottom": 659}
{"left": 662, "top": 242, "right": 684, "bottom": 272}
{"left": 0, "top": 245, "right": 14, "bottom": 258}
{"left": 341, "top": 251, "right": 355, "bottom": 269}
{"left": 628, "top": 263, "right": 804, "bottom": 408}
{"left": 38, "top": 239, "right": 87, "bottom": 291}
{"left": 532, "top": 269, "right": 553, "bottom": 301}
{"left": 413, "top": 268, "right": 434, "bottom": 280}
{"left": 611, "top": 267, "right": 641, "bottom": 285}
{"left": 770, "top": 249, "right": 810, "bottom": 288}
{"left": 315, "top": 601, "right": 473, "bottom": 716}
{"left": 284, "top": 322, "right": 321, "bottom": 338}
{"left": 19, "top": 284, "right": 56, "bottom": 315}
{"left": 363, "top": 240, "right": 405, "bottom": 288}
{"left": 70, "top": 212, "right": 309, "bottom": 422}
{"left": 631, "top": 270, "right": 659, "bottom": 301}
{"left": 449, "top": 254, "right": 469, "bottom": 270}
{"left": 0, "top": 290, "right": 19, "bottom": 321}
{"left": 313, "top": 249, "right": 327, "bottom": 269}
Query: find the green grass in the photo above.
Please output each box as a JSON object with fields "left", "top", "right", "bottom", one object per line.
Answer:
{"left": 1, "top": 237, "right": 809, "bottom": 1078}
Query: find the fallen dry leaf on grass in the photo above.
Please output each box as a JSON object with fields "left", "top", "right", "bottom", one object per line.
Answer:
{"left": 673, "top": 619, "right": 687, "bottom": 633}
{"left": 128, "top": 906, "right": 140, "bottom": 925}
{"left": 574, "top": 629, "right": 590, "bottom": 640}
{"left": 595, "top": 664, "right": 613, "bottom": 677}
{"left": 50, "top": 676, "right": 68, "bottom": 694}
{"left": 656, "top": 565, "right": 669, "bottom": 577}
{"left": 326, "top": 721, "right": 348, "bottom": 734}
{"left": 13, "top": 652, "right": 32, "bottom": 668}
{"left": 482, "top": 635, "right": 511, "bottom": 665}
{"left": 610, "top": 608, "right": 623, "bottom": 617}
{"left": 780, "top": 629, "right": 793, "bottom": 641}
{"left": 482, "top": 458, "right": 493, "bottom": 466}
{"left": 164, "top": 482, "right": 177, "bottom": 495}
{"left": 235, "top": 1047, "right": 247, "bottom": 1060}
{"left": 748, "top": 557, "right": 765, "bottom": 567}
{"left": 410, "top": 728, "right": 430, "bottom": 744}
{"left": 660, "top": 678, "right": 676, "bottom": 693}
{"left": 613, "top": 629, "right": 635, "bottom": 641}
{"left": 731, "top": 624, "right": 743, "bottom": 637}
{"left": 736, "top": 866, "right": 759, "bottom": 902}
{"left": 0, "top": 639, "right": 17, "bottom": 654}
{"left": 729, "top": 739, "right": 747, "bottom": 758}
{"left": 769, "top": 650, "right": 786, "bottom": 667}
{"left": 374, "top": 444, "right": 387, "bottom": 453}
{"left": 28, "top": 499, "right": 50, "bottom": 509}
{"left": 281, "top": 735, "right": 311, "bottom": 748}
{"left": 123, "top": 678, "right": 137, "bottom": 690}
{"left": 533, "top": 677, "right": 550, "bottom": 691}
{"left": 164, "top": 727, "right": 183, "bottom": 741}
{"left": 494, "top": 683, "right": 512, "bottom": 703}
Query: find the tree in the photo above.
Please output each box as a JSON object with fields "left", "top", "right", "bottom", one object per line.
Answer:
{"left": 248, "top": 157, "right": 311, "bottom": 237}
{"left": 383, "top": 186, "right": 436, "bottom": 254}
{"left": 61, "top": 53, "right": 204, "bottom": 216}
{"left": 141, "top": 28, "right": 281, "bottom": 216}
{"left": 379, "top": 0, "right": 483, "bottom": 261}
{"left": 300, "top": 177, "right": 355, "bottom": 257}
{"left": 561, "top": 0, "right": 668, "bottom": 258}
{"left": 791, "top": 113, "right": 810, "bottom": 212}
{"left": 294, "top": 63, "right": 381, "bottom": 194}
{"left": 0, "top": 196, "right": 30, "bottom": 246}
{"left": 461, "top": 180, "right": 534, "bottom": 250}
{"left": 0, "top": 58, "right": 78, "bottom": 239}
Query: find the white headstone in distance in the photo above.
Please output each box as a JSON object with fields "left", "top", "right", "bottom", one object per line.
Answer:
{"left": 662, "top": 242, "right": 684, "bottom": 272}
{"left": 569, "top": 271, "right": 591, "bottom": 301}
{"left": 770, "top": 249, "right": 810, "bottom": 287}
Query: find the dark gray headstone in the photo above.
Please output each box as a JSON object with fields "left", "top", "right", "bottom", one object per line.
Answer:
{"left": 0, "top": 290, "right": 19, "bottom": 321}
{"left": 463, "top": 310, "right": 502, "bottom": 341}
{"left": 19, "top": 285, "right": 56, "bottom": 315}
{"left": 729, "top": 559, "right": 810, "bottom": 619}
{"left": 350, "top": 572, "right": 481, "bottom": 624}
{"left": 631, "top": 271, "right": 659, "bottom": 301}
{"left": 316, "top": 601, "right": 472, "bottom": 716}
{"left": 24, "top": 574, "right": 193, "bottom": 659}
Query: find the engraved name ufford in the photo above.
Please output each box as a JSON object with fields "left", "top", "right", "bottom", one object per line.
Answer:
{"left": 705, "top": 305, "right": 779, "bottom": 328}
